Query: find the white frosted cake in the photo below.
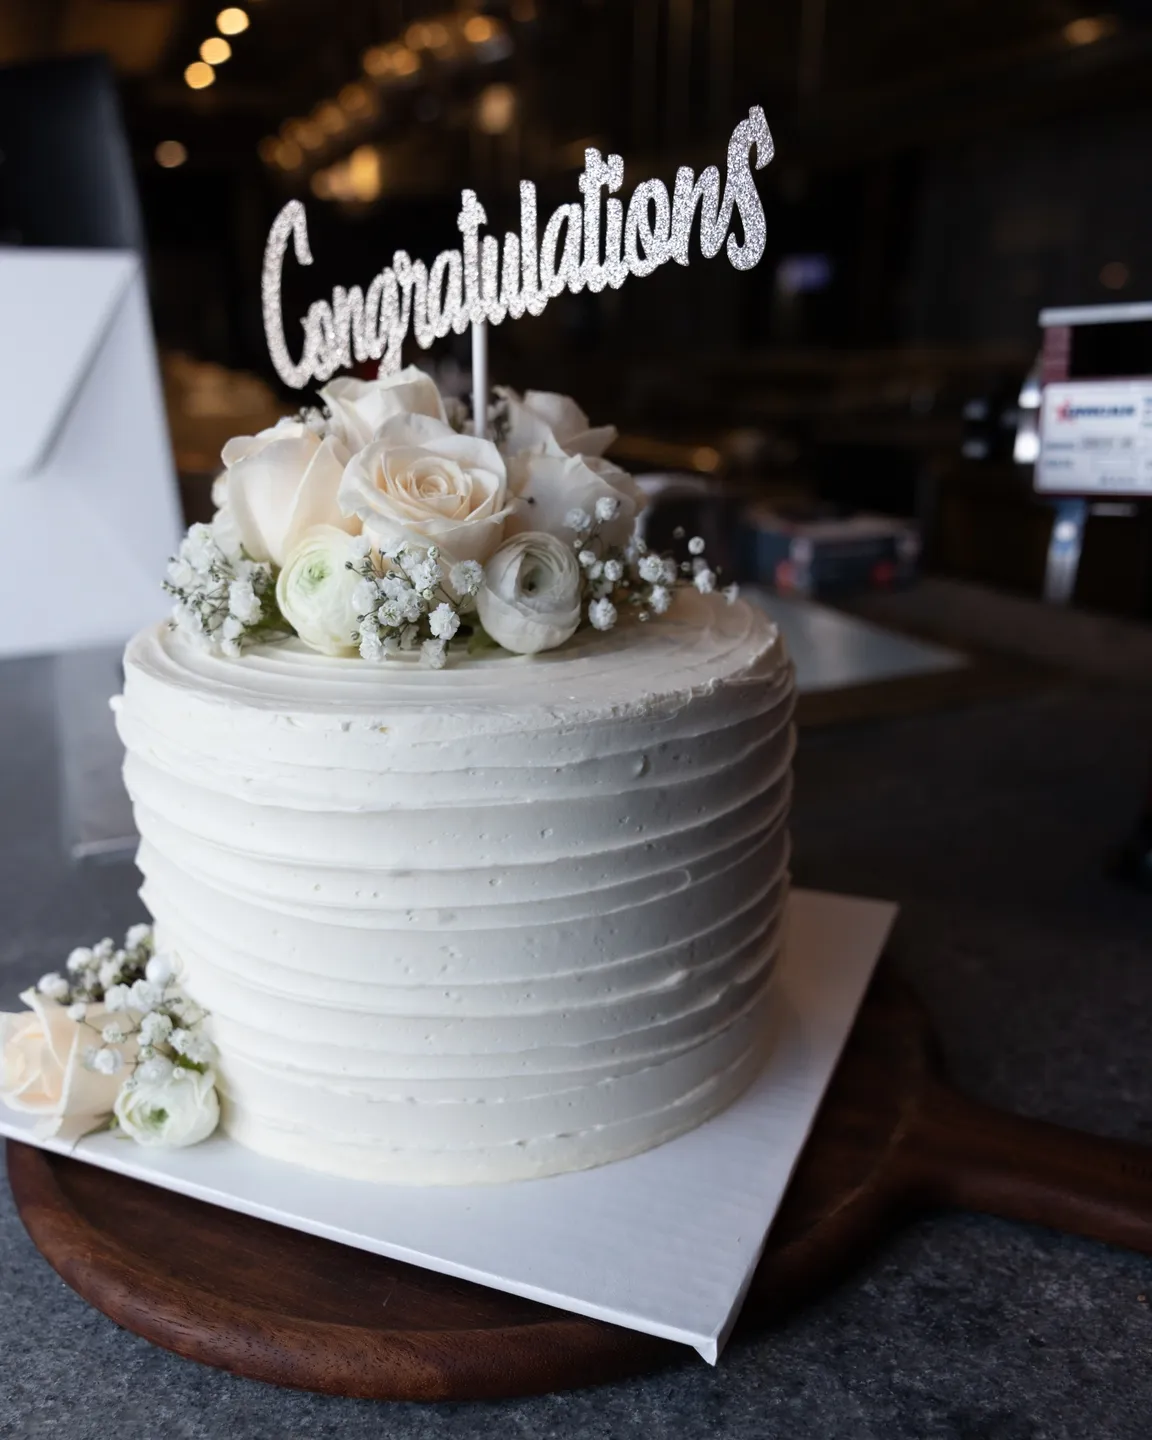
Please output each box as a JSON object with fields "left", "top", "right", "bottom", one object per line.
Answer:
{"left": 114, "top": 593, "right": 794, "bottom": 1183}
{"left": 2, "top": 133, "right": 801, "bottom": 1181}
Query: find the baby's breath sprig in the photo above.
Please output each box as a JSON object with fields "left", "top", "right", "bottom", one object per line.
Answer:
{"left": 564, "top": 506, "right": 738, "bottom": 633}
{"left": 35, "top": 924, "right": 216, "bottom": 1085}
{"left": 164, "top": 523, "right": 286, "bottom": 658}
{"left": 344, "top": 539, "right": 485, "bottom": 669}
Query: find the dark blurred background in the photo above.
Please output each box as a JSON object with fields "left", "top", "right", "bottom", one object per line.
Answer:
{"left": 4, "top": 0, "right": 1152, "bottom": 618}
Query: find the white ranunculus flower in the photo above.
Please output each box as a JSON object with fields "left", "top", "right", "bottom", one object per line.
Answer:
{"left": 0, "top": 991, "right": 137, "bottom": 1141}
{"left": 505, "top": 451, "right": 643, "bottom": 550}
{"left": 320, "top": 365, "right": 447, "bottom": 452}
{"left": 221, "top": 417, "right": 358, "bottom": 566}
{"left": 113, "top": 1066, "right": 219, "bottom": 1149}
{"left": 496, "top": 387, "right": 618, "bottom": 459}
{"left": 339, "top": 413, "right": 512, "bottom": 565}
{"left": 476, "top": 531, "right": 582, "bottom": 655}
{"left": 276, "top": 526, "right": 366, "bottom": 656}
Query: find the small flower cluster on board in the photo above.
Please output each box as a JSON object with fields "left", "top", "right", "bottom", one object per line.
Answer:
{"left": 0, "top": 926, "right": 220, "bottom": 1149}
{"left": 165, "top": 368, "right": 738, "bottom": 666}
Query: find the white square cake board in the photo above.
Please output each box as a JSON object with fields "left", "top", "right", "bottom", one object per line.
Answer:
{"left": 0, "top": 889, "right": 896, "bottom": 1364}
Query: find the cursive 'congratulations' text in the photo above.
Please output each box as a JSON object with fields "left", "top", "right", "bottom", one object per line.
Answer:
{"left": 262, "top": 105, "right": 774, "bottom": 389}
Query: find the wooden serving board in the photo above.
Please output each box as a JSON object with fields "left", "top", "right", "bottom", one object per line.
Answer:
{"left": 9, "top": 962, "right": 1152, "bottom": 1402}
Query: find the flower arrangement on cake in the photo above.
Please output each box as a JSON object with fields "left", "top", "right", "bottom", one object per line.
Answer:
{"left": 164, "top": 367, "right": 734, "bottom": 668}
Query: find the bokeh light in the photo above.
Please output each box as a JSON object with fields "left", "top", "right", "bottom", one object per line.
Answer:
{"left": 184, "top": 62, "right": 215, "bottom": 89}
{"left": 200, "top": 37, "right": 232, "bottom": 65}
{"left": 216, "top": 8, "right": 249, "bottom": 36}
{"left": 155, "top": 140, "right": 188, "bottom": 168}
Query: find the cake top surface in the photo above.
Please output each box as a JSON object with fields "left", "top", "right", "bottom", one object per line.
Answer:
{"left": 124, "top": 592, "right": 787, "bottom": 735}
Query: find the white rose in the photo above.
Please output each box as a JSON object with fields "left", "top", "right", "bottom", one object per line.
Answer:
{"left": 210, "top": 502, "right": 245, "bottom": 558}
{"left": 320, "top": 365, "right": 447, "bottom": 451}
{"left": 113, "top": 1066, "right": 219, "bottom": 1149}
{"left": 497, "top": 388, "right": 618, "bottom": 459}
{"left": 506, "top": 451, "right": 643, "bottom": 550}
{"left": 222, "top": 418, "right": 358, "bottom": 566}
{"left": 476, "top": 532, "right": 582, "bottom": 655}
{"left": 0, "top": 990, "right": 137, "bottom": 1142}
{"left": 339, "top": 413, "right": 512, "bottom": 565}
{"left": 276, "top": 525, "right": 366, "bottom": 656}
{"left": 206, "top": 472, "right": 245, "bottom": 557}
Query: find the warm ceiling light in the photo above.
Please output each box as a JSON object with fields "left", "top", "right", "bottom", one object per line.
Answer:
{"left": 155, "top": 140, "right": 188, "bottom": 168}
{"left": 365, "top": 42, "right": 420, "bottom": 78}
{"left": 257, "top": 136, "right": 279, "bottom": 164}
{"left": 295, "top": 121, "right": 324, "bottom": 150}
{"left": 424, "top": 20, "right": 450, "bottom": 50}
{"left": 405, "top": 21, "right": 433, "bottom": 49}
{"left": 315, "top": 101, "right": 346, "bottom": 135}
{"left": 216, "top": 7, "right": 249, "bottom": 35}
{"left": 339, "top": 82, "right": 373, "bottom": 115}
{"left": 1063, "top": 14, "right": 1117, "bottom": 45}
{"left": 200, "top": 36, "right": 232, "bottom": 65}
{"left": 311, "top": 170, "right": 334, "bottom": 200}
{"left": 348, "top": 145, "right": 382, "bottom": 202}
{"left": 476, "top": 82, "right": 516, "bottom": 135}
{"left": 1100, "top": 261, "right": 1130, "bottom": 290}
{"left": 184, "top": 61, "right": 215, "bottom": 89}
{"left": 464, "top": 14, "right": 498, "bottom": 43}
{"left": 275, "top": 139, "right": 303, "bottom": 169}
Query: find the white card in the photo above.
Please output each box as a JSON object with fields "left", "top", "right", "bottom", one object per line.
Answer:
{"left": 0, "top": 250, "right": 182, "bottom": 658}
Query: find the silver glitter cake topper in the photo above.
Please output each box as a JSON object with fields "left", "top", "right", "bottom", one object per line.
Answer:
{"left": 262, "top": 106, "right": 774, "bottom": 427}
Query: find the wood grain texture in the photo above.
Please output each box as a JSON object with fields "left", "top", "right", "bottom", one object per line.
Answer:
{"left": 10, "top": 963, "right": 1152, "bottom": 1401}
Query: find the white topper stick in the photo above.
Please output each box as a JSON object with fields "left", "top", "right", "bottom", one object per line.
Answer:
{"left": 471, "top": 318, "right": 488, "bottom": 439}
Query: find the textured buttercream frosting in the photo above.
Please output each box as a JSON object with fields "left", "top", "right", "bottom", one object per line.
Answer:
{"left": 114, "top": 592, "right": 795, "bottom": 1183}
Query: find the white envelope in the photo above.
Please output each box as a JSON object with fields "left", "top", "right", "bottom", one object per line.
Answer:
{"left": 0, "top": 249, "right": 183, "bottom": 658}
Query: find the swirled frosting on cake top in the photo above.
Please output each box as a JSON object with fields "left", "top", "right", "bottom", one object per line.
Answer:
{"left": 114, "top": 592, "right": 795, "bottom": 1183}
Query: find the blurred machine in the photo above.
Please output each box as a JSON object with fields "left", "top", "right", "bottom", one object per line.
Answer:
{"left": 1018, "top": 302, "right": 1152, "bottom": 603}
{"left": 740, "top": 504, "right": 920, "bottom": 598}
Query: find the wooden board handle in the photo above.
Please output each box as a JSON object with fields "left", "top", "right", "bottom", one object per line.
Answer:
{"left": 912, "top": 1084, "right": 1152, "bottom": 1255}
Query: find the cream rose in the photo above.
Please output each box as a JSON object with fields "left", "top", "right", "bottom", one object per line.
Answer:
{"left": 320, "top": 365, "right": 447, "bottom": 451}
{"left": 276, "top": 526, "right": 366, "bottom": 656}
{"left": 222, "top": 417, "right": 357, "bottom": 566}
{"left": 506, "top": 451, "right": 643, "bottom": 550}
{"left": 114, "top": 1066, "right": 219, "bottom": 1149}
{"left": 0, "top": 991, "right": 135, "bottom": 1142}
{"left": 476, "top": 531, "right": 582, "bottom": 655}
{"left": 338, "top": 413, "right": 512, "bottom": 565}
{"left": 207, "top": 472, "right": 245, "bottom": 556}
{"left": 497, "top": 387, "right": 618, "bottom": 459}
